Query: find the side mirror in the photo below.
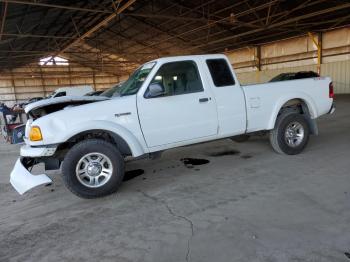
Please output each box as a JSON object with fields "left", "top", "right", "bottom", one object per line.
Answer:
{"left": 146, "top": 83, "right": 165, "bottom": 98}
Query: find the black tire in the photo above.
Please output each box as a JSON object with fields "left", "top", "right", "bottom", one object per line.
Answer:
{"left": 269, "top": 113, "right": 310, "bottom": 155}
{"left": 62, "top": 139, "right": 125, "bottom": 198}
{"left": 231, "top": 134, "right": 250, "bottom": 143}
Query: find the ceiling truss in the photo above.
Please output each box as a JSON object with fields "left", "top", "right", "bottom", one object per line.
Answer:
{"left": 0, "top": 0, "right": 349, "bottom": 75}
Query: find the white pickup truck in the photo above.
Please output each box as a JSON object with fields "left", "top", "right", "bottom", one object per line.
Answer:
{"left": 10, "top": 54, "right": 335, "bottom": 198}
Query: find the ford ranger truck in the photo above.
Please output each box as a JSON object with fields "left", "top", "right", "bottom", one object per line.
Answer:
{"left": 10, "top": 54, "right": 335, "bottom": 198}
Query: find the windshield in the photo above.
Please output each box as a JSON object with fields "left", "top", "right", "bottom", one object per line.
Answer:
{"left": 108, "top": 62, "right": 156, "bottom": 97}
{"left": 100, "top": 83, "right": 122, "bottom": 98}
{"left": 47, "top": 91, "right": 56, "bottom": 98}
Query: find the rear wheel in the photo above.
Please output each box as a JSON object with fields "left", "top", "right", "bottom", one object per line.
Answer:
{"left": 269, "top": 113, "right": 310, "bottom": 155}
{"left": 62, "top": 139, "right": 124, "bottom": 198}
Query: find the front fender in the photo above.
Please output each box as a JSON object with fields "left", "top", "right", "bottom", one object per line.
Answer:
{"left": 267, "top": 92, "right": 318, "bottom": 130}
{"left": 42, "top": 120, "right": 147, "bottom": 157}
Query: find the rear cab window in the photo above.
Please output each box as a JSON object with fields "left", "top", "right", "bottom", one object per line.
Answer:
{"left": 206, "top": 59, "right": 235, "bottom": 87}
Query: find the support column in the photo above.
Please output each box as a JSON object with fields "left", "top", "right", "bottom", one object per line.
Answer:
{"left": 68, "top": 64, "right": 72, "bottom": 86}
{"left": 256, "top": 45, "right": 261, "bottom": 71}
{"left": 39, "top": 66, "right": 47, "bottom": 97}
{"left": 308, "top": 32, "right": 322, "bottom": 75}
{"left": 255, "top": 46, "right": 261, "bottom": 83}
{"left": 318, "top": 32, "right": 323, "bottom": 74}
{"left": 10, "top": 69, "right": 17, "bottom": 104}
{"left": 92, "top": 70, "right": 96, "bottom": 91}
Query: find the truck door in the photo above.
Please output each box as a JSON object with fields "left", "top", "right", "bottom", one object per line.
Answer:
{"left": 204, "top": 58, "right": 246, "bottom": 136}
{"left": 137, "top": 60, "right": 218, "bottom": 148}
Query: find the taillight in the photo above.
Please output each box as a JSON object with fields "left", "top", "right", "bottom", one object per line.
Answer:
{"left": 329, "top": 82, "right": 334, "bottom": 99}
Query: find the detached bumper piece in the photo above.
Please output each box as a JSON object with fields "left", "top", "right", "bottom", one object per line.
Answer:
{"left": 328, "top": 103, "right": 335, "bottom": 114}
{"left": 10, "top": 158, "right": 52, "bottom": 195}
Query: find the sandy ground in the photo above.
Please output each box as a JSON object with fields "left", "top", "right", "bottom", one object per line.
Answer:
{"left": 0, "top": 96, "right": 349, "bottom": 262}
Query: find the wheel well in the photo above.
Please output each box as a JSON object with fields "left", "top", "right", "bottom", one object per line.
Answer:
{"left": 277, "top": 99, "right": 318, "bottom": 135}
{"left": 279, "top": 99, "right": 308, "bottom": 115}
{"left": 56, "top": 129, "right": 132, "bottom": 157}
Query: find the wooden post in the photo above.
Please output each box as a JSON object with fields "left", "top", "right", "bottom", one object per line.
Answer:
{"left": 68, "top": 63, "right": 72, "bottom": 86}
{"left": 92, "top": 70, "right": 96, "bottom": 91}
{"left": 308, "top": 32, "right": 322, "bottom": 75}
{"left": 10, "top": 69, "right": 17, "bottom": 104}
{"left": 39, "top": 66, "right": 47, "bottom": 97}
{"left": 318, "top": 32, "right": 323, "bottom": 74}
{"left": 256, "top": 45, "right": 261, "bottom": 72}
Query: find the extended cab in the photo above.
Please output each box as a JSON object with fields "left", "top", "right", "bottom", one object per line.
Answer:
{"left": 10, "top": 54, "right": 335, "bottom": 198}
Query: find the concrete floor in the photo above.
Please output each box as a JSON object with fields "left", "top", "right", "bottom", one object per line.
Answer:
{"left": 0, "top": 96, "right": 349, "bottom": 262}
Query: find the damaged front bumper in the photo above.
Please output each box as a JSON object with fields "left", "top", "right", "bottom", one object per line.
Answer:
{"left": 10, "top": 144, "right": 58, "bottom": 195}
{"left": 10, "top": 158, "right": 52, "bottom": 194}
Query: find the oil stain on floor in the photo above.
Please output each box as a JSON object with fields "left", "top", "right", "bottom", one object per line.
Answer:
{"left": 181, "top": 158, "right": 210, "bottom": 169}
{"left": 208, "top": 149, "right": 240, "bottom": 157}
{"left": 123, "top": 169, "right": 145, "bottom": 181}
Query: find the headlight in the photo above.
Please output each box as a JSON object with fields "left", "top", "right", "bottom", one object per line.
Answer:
{"left": 29, "top": 126, "right": 43, "bottom": 141}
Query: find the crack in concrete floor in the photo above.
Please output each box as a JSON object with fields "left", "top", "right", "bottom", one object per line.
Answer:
{"left": 138, "top": 190, "right": 194, "bottom": 262}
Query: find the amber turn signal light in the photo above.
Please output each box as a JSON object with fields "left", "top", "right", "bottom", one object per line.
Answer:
{"left": 29, "top": 126, "right": 43, "bottom": 141}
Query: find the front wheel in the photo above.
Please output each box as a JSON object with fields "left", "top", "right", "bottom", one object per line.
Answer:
{"left": 62, "top": 139, "right": 125, "bottom": 198}
{"left": 269, "top": 113, "right": 310, "bottom": 155}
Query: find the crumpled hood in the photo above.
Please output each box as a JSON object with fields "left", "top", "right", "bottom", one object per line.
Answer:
{"left": 28, "top": 95, "right": 140, "bottom": 147}
{"left": 25, "top": 95, "right": 109, "bottom": 114}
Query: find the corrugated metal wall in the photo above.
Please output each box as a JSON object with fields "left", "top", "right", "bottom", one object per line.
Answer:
{"left": 0, "top": 64, "right": 129, "bottom": 106}
{"left": 236, "top": 60, "right": 350, "bottom": 94}
{"left": 321, "top": 60, "right": 350, "bottom": 94}
{"left": 236, "top": 64, "right": 317, "bottom": 85}
{"left": 230, "top": 27, "right": 350, "bottom": 94}
{"left": 0, "top": 27, "right": 349, "bottom": 106}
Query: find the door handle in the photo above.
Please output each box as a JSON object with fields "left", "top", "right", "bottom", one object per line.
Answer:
{"left": 199, "top": 97, "right": 209, "bottom": 103}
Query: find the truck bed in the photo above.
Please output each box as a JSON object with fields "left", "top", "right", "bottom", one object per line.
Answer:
{"left": 242, "top": 77, "right": 333, "bottom": 132}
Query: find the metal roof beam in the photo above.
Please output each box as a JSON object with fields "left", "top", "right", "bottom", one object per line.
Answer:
{"left": 123, "top": 13, "right": 209, "bottom": 22}
{"left": 0, "top": 1, "right": 8, "bottom": 41}
{"left": 0, "top": 0, "right": 112, "bottom": 13}
{"left": 185, "top": 2, "right": 350, "bottom": 51}
{"left": 131, "top": 0, "right": 281, "bottom": 54}
{"left": 45, "top": 0, "right": 137, "bottom": 64}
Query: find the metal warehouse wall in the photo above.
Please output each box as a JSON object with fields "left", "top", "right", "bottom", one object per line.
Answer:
{"left": 0, "top": 64, "right": 128, "bottom": 106}
{"left": 229, "top": 27, "right": 350, "bottom": 94}
{"left": 1, "top": 27, "right": 349, "bottom": 106}
{"left": 236, "top": 64, "right": 317, "bottom": 85}
{"left": 321, "top": 60, "right": 350, "bottom": 94}
{"left": 236, "top": 60, "right": 350, "bottom": 94}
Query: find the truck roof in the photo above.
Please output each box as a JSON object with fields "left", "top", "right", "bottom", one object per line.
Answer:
{"left": 150, "top": 53, "right": 228, "bottom": 64}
